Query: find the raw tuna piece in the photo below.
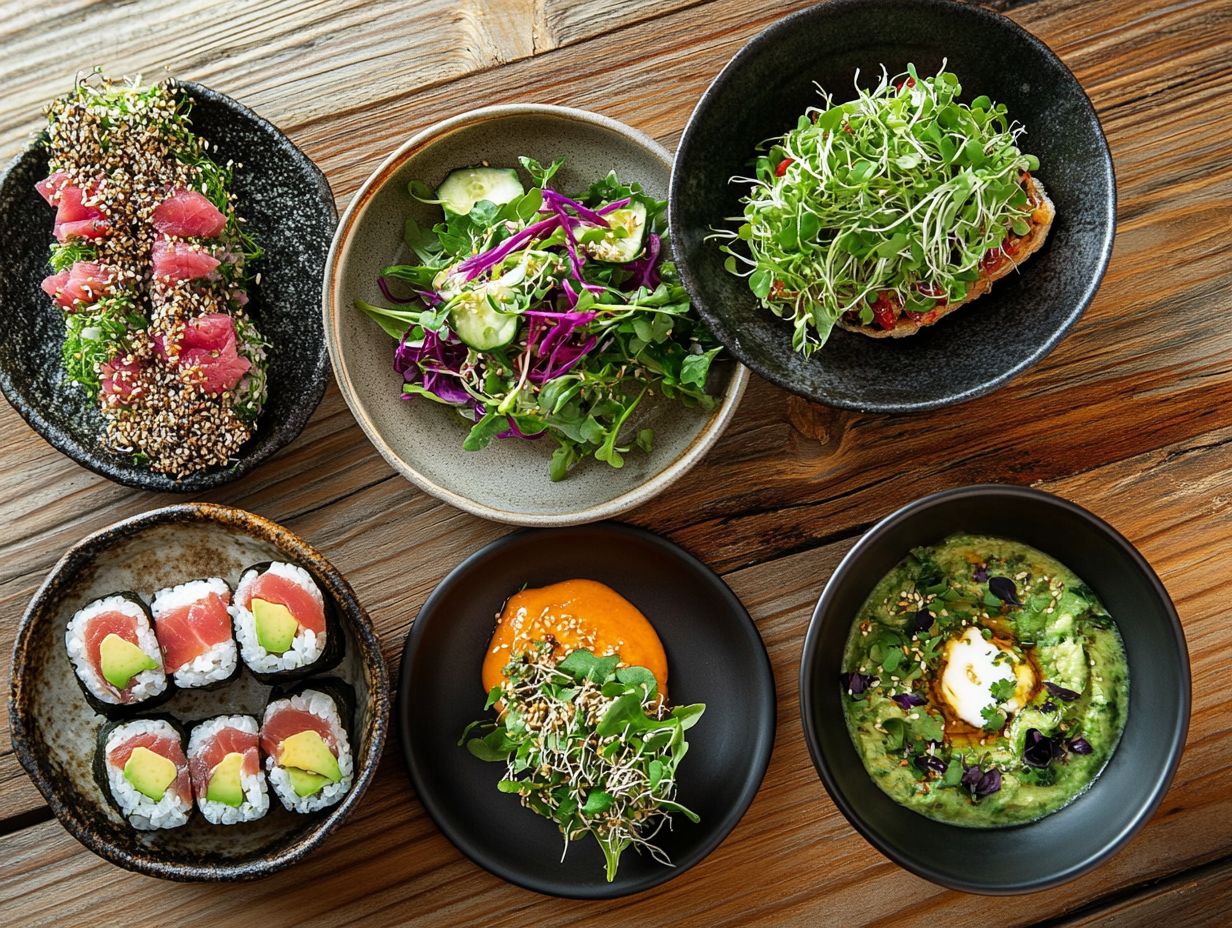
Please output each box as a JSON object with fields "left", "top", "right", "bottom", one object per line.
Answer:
{"left": 52, "top": 184, "right": 110, "bottom": 242}
{"left": 154, "top": 589, "right": 233, "bottom": 674}
{"left": 83, "top": 611, "right": 141, "bottom": 689}
{"left": 108, "top": 732, "right": 193, "bottom": 805}
{"left": 100, "top": 356, "right": 143, "bottom": 406}
{"left": 260, "top": 708, "right": 339, "bottom": 760}
{"left": 34, "top": 171, "right": 69, "bottom": 205}
{"left": 157, "top": 313, "right": 251, "bottom": 394}
{"left": 189, "top": 724, "right": 260, "bottom": 792}
{"left": 151, "top": 237, "right": 220, "bottom": 280}
{"left": 152, "top": 189, "right": 226, "bottom": 239}
{"left": 240, "top": 572, "right": 326, "bottom": 635}
{"left": 41, "top": 260, "right": 112, "bottom": 310}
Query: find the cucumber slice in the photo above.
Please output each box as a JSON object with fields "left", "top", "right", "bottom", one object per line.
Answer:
{"left": 583, "top": 201, "right": 649, "bottom": 264}
{"left": 449, "top": 288, "right": 519, "bottom": 350}
{"left": 436, "top": 167, "right": 524, "bottom": 216}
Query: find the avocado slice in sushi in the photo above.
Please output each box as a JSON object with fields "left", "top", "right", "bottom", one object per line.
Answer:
{"left": 280, "top": 730, "right": 342, "bottom": 782}
{"left": 123, "top": 745, "right": 178, "bottom": 801}
{"left": 252, "top": 599, "right": 298, "bottom": 654}
{"left": 205, "top": 752, "right": 246, "bottom": 807}
{"left": 100, "top": 634, "right": 159, "bottom": 689}
{"left": 286, "top": 768, "right": 332, "bottom": 797}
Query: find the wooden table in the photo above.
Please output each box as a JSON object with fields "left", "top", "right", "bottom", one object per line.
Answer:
{"left": 2, "top": 1, "right": 1229, "bottom": 925}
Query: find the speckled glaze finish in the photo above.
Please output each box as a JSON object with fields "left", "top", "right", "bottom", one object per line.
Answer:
{"left": 670, "top": 0, "right": 1116, "bottom": 412}
{"left": 800, "top": 486, "right": 1189, "bottom": 893}
{"left": 0, "top": 81, "right": 335, "bottom": 490}
{"left": 325, "top": 105, "right": 748, "bottom": 526}
{"left": 8, "top": 504, "right": 390, "bottom": 881}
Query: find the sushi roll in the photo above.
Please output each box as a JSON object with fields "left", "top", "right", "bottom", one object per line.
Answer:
{"left": 187, "top": 715, "right": 269, "bottom": 825}
{"left": 232, "top": 561, "right": 342, "bottom": 683}
{"left": 66, "top": 593, "right": 170, "bottom": 715}
{"left": 94, "top": 717, "right": 192, "bottom": 830}
{"left": 261, "top": 680, "right": 354, "bottom": 813}
{"left": 151, "top": 578, "right": 239, "bottom": 690}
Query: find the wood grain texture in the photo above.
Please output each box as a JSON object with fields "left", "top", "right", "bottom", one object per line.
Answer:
{"left": 0, "top": 0, "right": 1229, "bottom": 925}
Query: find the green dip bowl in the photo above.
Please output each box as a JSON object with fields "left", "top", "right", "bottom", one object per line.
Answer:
{"left": 799, "top": 485, "right": 1189, "bottom": 893}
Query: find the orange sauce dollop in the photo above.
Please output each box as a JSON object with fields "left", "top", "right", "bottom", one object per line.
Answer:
{"left": 481, "top": 579, "right": 668, "bottom": 698}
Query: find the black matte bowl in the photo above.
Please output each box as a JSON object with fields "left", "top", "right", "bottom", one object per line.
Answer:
{"left": 400, "top": 523, "right": 776, "bottom": 898}
{"left": 800, "top": 485, "right": 1189, "bottom": 894}
{"left": 0, "top": 81, "right": 335, "bottom": 490}
{"left": 671, "top": 0, "right": 1115, "bottom": 411}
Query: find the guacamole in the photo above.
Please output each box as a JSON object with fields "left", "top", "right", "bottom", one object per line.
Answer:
{"left": 841, "top": 534, "right": 1129, "bottom": 827}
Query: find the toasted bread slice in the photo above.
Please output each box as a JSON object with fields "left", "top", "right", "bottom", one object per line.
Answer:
{"left": 837, "top": 175, "right": 1056, "bottom": 339}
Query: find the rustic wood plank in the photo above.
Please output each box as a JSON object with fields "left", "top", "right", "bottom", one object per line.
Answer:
{"left": 1047, "top": 858, "right": 1232, "bottom": 928}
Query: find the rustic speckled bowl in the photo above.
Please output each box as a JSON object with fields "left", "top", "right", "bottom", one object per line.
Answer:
{"left": 800, "top": 485, "right": 1189, "bottom": 893}
{"left": 0, "top": 81, "right": 335, "bottom": 491}
{"left": 671, "top": 0, "right": 1116, "bottom": 412}
{"left": 8, "top": 503, "right": 390, "bottom": 881}
{"left": 325, "top": 104, "right": 748, "bottom": 526}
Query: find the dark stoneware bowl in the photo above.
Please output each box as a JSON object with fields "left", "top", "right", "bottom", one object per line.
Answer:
{"left": 0, "top": 81, "right": 335, "bottom": 490}
{"left": 8, "top": 503, "right": 390, "bottom": 881}
{"left": 400, "top": 523, "right": 776, "bottom": 898}
{"left": 800, "top": 486, "right": 1190, "bottom": 893}
{"left": 670, "top": 0, "right": 1116, "bottom": 411}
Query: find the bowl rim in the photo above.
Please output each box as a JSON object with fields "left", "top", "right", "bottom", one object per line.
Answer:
{"left": 323, "top": 102, "right": 749, "bottom": 526}
{"left": 798, "top": 483, "right": 1191, "bottom": 894}
{"left": 669, "top": 0, "right": 1117, "bottom": 413}
{"left": 397, "top": 521, "right": 778, "bottom": 898}
{"left": 6, "top": 501, "right": 391, "bottom": 882}
{"left": 0, "top": 80, "right": 335, "bottom": 491}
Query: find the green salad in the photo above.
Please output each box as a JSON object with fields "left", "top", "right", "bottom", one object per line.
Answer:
{"left": 463, "top": 645, "right": 704, "bottom": 882}
{"left": 357, "top": 157, "right": 722, "bottom": 481}
{"left": 714, "top": 65, "right": 1043, "bottom": 351}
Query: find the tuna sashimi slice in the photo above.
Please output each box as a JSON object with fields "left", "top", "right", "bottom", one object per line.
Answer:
{"left": 100, "top": 356, "right": 143, "bottom": 406}
{"left": 152, "top": 189, "right": 226, "bottom": 239}
{"left": 189, "top": 725, "right": 260, "bottom": 793}
{"left": 55, "top": 217, "right": 111, "bottom": 242}
{"left": 108, "top": 733, "right": 192, "bottom": 804}
{"left": 45, "top": 261, "right": 114, "bottom": 310}
{"left": 34, "top": 172, "right": 69, "bottom": 205}
{"left": 54, "top": 184, "right": 96, "bottom": 223}
{"left": 83, "top": 611, "right": 140, "bottom": 681}
{"left": 182, "top": 340, "right": 250, "bottom": 394}
{"left": 261, "top": 707, "right": 338, "bottom": 760}
{"left": 41, "top": 271, "right": 70, "bottom": 302}
{"left": 241, "top": 572, "right": 326, "bottom": 635}
{"left": 151, "top": 237, "right": 221, "bottom": 280}
{"left": 155, "top": 590, "right": 232, "bottom": 673}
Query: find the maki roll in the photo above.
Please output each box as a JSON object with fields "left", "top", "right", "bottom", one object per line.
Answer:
{"left": 151, "top": 578, "right": 239, "bottom": 689}
{"left": 233, "top": 561, "right": 342, "bottom": 682}
{"left": 95, "top": 717, "right": 192, "bottom": 830}
{"left": 187, "top": 715, "right": 269, "bottom": 825}
{"left": 261, "top": 681, "right": 354, "bottom": 813}
{"left": 66, "top": 594, "right": 170, "bottom": 715}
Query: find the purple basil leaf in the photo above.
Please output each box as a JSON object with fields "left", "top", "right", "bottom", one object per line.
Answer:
{"left": 1022, "top": 729, "right": 1056, "bottom": 768}
{"left": 1068, "top": 737, "right": 1093, "bottom": 755}
{"left": 911, "top": 609, "right": 933, "bottom": 634}
{"left": 988, "top": 576, "right": 1022, "bottom": 606}
{"left": 961, "top": 764, "right": 983, "bottom": 791}
{"left": 1044, "top": 681, "right": 1081, "bottom": 702}
{"left": 973, "top": 565, "right": 989, "bottom": 582}
{"left": 1041, "top": 700, "right": 1057, "bottom": 713}
{"left": 892, "top": 693, "right": 927, "bottom": 710}
{"left": 913, "top": 754, "right": 947, "bottom": 776}
{"left": 842, "top": 671, "right": 876, "bottom": 695}
{"left": 976, "top": 768, "right": 1002, "bottom": 797}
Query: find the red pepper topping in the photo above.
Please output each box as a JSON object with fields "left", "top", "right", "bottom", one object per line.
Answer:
{"left": 870, "top": 292, "right": 898, "bottom": 331}
{"left": 775, "top": 158, "right": 794, "bottom": 177}
{"left": 895, "top": 77, "right": 916, "bottom": 91}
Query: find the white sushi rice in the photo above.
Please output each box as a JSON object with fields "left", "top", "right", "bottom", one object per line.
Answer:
{"left": 66, "top": 595, "right": 167, "bottom": 706}
{"left": 232, "top": 562, "right": 327, "bottom": 674}
{"left": 187, "top": 715, "right": 269, "bottom": 825}
{"left": 104, "top": 719, "right": 191, "bottom": 830}
{"left": 263, "top": 689, "right": 353, "bottom": 813}
{"left": 152, "top": 578, "right": 237, "bottom": 688}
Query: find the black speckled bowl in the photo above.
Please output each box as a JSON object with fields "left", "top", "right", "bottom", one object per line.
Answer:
{"left": 0, "top": 81, "right": 335, "bottom": 490}
{"left": 800, "top": 485, "right": 1189, "bottom": 893}
{"left": 671, "top": 0, "right": 1116, "bottom": 412}
{"left": 8, "top": 503, "right": 390, "bottom": 881}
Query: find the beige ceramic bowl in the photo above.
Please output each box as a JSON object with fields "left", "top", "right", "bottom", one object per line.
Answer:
{"left": 324, "top": 105, "right": 747, "bottom": 526}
